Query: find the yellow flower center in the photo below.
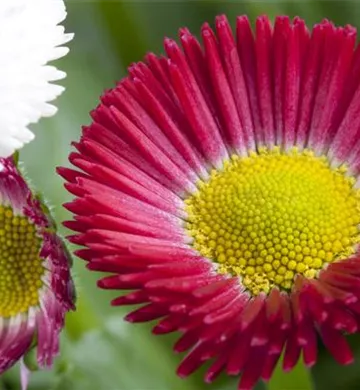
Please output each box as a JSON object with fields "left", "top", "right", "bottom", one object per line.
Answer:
{"left": 0, "top": 206, "right": 44, "bottom": 317}
{"left": 185, "top": 148, "right": 360, "bottom": 296}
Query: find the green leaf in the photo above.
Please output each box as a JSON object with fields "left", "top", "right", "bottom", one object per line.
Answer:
{"left": 52, "top": 318, "right": 199, "bottom": 390}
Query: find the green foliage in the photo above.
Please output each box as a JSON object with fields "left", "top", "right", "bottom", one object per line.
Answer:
{"left": 2, "top": 1, "right": 360, "bottom": 389}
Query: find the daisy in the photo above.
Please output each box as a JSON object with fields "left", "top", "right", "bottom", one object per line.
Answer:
{"left": 60, "top": 15, "right": 360, "bottom": 390}
{"left": 0, "top": 157, "right": 75, "bottom": 384}
{"left": 0, "top": 0, "right": 73, "bottom": 158}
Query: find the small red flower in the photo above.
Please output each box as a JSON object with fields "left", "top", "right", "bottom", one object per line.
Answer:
{"left": 0, "top": 157, "right": 75, "bottom": 386}
{"left": 60, "top": 15, "right": 360, "bottom": 390}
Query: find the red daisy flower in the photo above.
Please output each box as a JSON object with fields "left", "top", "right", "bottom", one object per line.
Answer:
{"left": 0, "top": 157, "right": 75, "bottom": 386}
{"left": 60, "top": 14, "right": 360, "bottom": 389}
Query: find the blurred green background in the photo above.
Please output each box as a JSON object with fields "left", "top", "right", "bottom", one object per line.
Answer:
{"left": 3, "top": 1, "right": 360, "bottom": 389}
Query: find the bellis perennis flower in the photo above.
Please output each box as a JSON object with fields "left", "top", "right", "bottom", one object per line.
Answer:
{"left": 0, "top": 0, "right": 73, "bottom": 158}
{"left": 0, "top": 0, "right": 74, "bottom": 388}
{"left": 0, "top": 157, "right": 75, "bottom": 385}
{"left": 61, "top": 15, "right": 360, "bottom": 390}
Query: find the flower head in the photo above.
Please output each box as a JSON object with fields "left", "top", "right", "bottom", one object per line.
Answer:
{"left": 61, "top": 15, "right": 360, "bottom": 389}
{"left": 0, "top": 0, "right": 73, "bottom": 157}
{"left": 0, "top": 157, "right": 75, "bottom": 383}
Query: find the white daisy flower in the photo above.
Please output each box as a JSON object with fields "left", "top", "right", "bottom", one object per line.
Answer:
{"left": 0, "top": 0, "right": 73, "bottom": 157}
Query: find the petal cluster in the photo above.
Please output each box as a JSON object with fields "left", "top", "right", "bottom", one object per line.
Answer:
{"left": 0, "top": 0, "right": 73, "bottom": 157}
{"left": 0, "top": 157, "right": 75, "bottom": 379}
{"left": 61, "top": 15, "right": 360, "bottom": 390}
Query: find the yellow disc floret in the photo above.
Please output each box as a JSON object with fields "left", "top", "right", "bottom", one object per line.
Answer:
{"left": 184, "top": 147, "right": 360, "bottom": 296}
{"left": 0, "top": 206, "right": 44, "bottom": 317}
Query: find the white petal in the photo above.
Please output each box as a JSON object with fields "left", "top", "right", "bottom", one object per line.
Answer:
{"left": 42, "top": 66, "right": 67, "bottom": 82}
{"left": 0, "top": 0, "right": 73, "bottom": 157}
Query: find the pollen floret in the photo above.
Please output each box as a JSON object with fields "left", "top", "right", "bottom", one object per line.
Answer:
{"left": 0, "top": 206, "right": 43, "bottom": 317}
{"left": 185, "top": 148, "right": 360, "bottom": 295}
